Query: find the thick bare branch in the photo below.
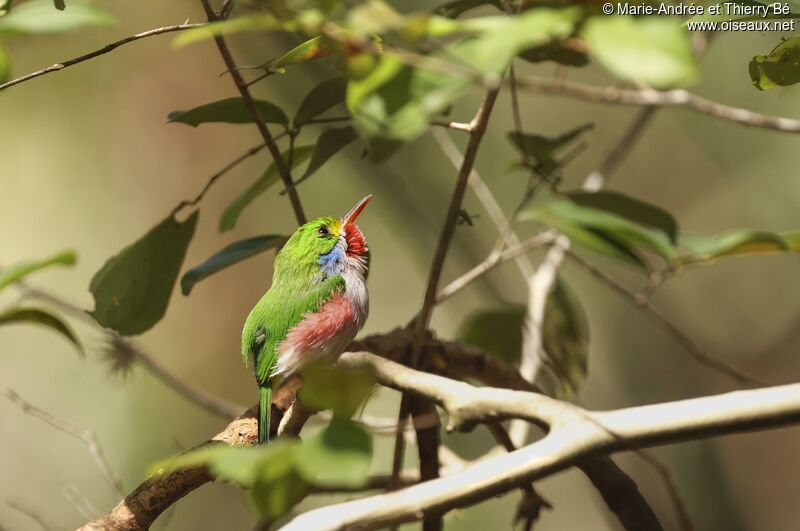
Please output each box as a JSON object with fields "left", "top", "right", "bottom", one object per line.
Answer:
{"left": 0, "top": 387, "right": 124, "bottom": 499}
{"left": 0, "top": 23, "right": 205, "bottom": 93}
{"left": 280, "top": 352, "right": 800, "bottom": 530}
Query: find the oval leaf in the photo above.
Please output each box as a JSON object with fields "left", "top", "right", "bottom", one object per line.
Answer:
{"left": 282, "top": 126, "right": 357, "bottom": 193}
{"left": 0, "top": 307, "right": 82, "bottom": 355}
{"left": 0, "top": 249, "right": 76, "bottom": 292}
{"left": 458, "top": 307, "right": 525, "bottom": 364}
{"left": 749, "top": 36, "right": 800, "bottom": 91}
{"left": 298, "top": 363, "right": 375, "bottom": 418}
{"left": 219, "top": 145, "right": 314, "bottom": 232}
{"left": 508, "top": 123, "right": 593, "bottom": 171}
{"left": 581, "top": 16, "right": 698, "bottom": 89}
{"left": 295, "top": 419, "right": 373, "bottom": 488}
{"left": 275, "top": 35, "right": 332, "bottom": 71}
{"left": 536, "top": 278, "right": 589, "bottom": 400}
{"left": 294, "top": 77, "right": 347, "bottom": 128}
{"left": 89, "top": 212, "right": 198, "bottom": 335}
{"left": 679, "top": 230, "right": 795, "bottom": 264}
{"left": 0, "top": 0, "right": 115, "bottom": 35}
{"left": 565, "top": 190, "right": 678, "bottom": 243}
{"left": 168, "top": 98, "right": 289, "bottom": 128}
{"left": 181, "top": 235, "right": 287, "bottom": 295}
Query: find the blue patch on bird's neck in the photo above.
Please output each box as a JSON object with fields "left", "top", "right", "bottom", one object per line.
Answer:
{"left": 318, "top": 244, "right": 345, "bottom": 277}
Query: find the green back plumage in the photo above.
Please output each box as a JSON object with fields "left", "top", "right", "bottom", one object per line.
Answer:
{"left": 241, "top": 217, "right": 346, "bottom": 442}
{"left": 241, "top": 216, "right": 345, "bottom": 382}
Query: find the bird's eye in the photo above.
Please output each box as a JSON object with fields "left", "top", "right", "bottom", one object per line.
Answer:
{"left": 317, "top": 225, "right": 330, "bottom": 237}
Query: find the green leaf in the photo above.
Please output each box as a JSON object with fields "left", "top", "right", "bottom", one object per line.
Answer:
{"left": 298, "top": 363, "right": 375, "bottom": 418}
{"left": 508, "top": 123, "right": 592, "bottom": 172}
{"left": 519, "top": 41, "right": 589, "bottom": 67}
{"left": 347, "top": 8, "right": 579, "bottom": 141}
{"left": 89, "top": 212, "right": 198, "bottom": 335}
{"left": 679, "top": 230, "right": 795, "bottom": 264}
{"left": 295, "top": 419, "right": 373, "bottom": 488}
{"left": 458, "top": 307, "right": 525, "bottom": 364}
{"left": 749, "top": 36, "right": 800, "bottom": 91}
{"left": 275, "top": 35, "right": 331, "bottom": 70}
{"left": 151, "top": 440, "right": 295, "bottom": 488}
{"left": 219, "top": 146, "right": 314, "bottom": 232}
{"left": 537, "top": 278, "right": 589, "bottom": 400}
{"left": 250, "top": 448, "right": 309, "bottom": 520}
{"left": 457, "top": 279, "right": 589, "bottom": 400}
{"left": 581, "top": 16, "right": 698, "bottom": 89}
{"left": 0, "top": 0, "right": 115, "bottom": 36}
{"left": 283, "top": 126, "right": 357, "bottom": 193}
{"left": 0, "top": 307, "right": 82, "bottom": 354}
{"left": 521, "top": 199, "right": 676, "bottom": 267}
{"left": 0, "top": 42, "right": 9, "bottom": 84}
{"left": 181, "top": 235, "right": 287, "bottom": 296}
{"left": 0, "top": 0, "right": 11, "bottom": 16}
{"left": 172, "top": 14, "right": 288, "bottom": 48}
{"left": 54, "top": 0, "right": 65, "bottom": 10}
{"left": 294, "top": 77, "right": 347, "bottom": 128}
{"left": 0, "top": 249, "right": 76, "bottom": 292}
{"left": 565, "top": 190, "right": 678, "bottom": 243}
{"left": 433, "top": 0, "right": 504, "bottom": 18}
{"left": 168, "top": 98, "right": 289, "bottom": 128}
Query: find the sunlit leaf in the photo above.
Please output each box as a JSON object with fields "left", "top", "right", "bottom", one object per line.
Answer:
{"left": 0, "top": 0, "right": 115, "bottom": 35}
{"left": 298, "top": 363, "right": 375, "bottom": 418}
{"left": 566, "top": 190, "right": 678, "bottom": 243}
{"left": 168, "top": 98, "right": 289, "bottom": 128}
{"left": 521, "top": 199, "right": 676, "bottom": 267}
{"left": 0, "top": 307, "right": 82, "bottom": 354}
{"left": 172, "top": 14, "right": 288, "bottom": 48}
{"left": 89, "top": 212, "right": 198, "bottom": 335}
{"left": 295, "top": 419, "right": 373, "bottom": 488}
{"left": 508, "top": 123, "right": 592, "bottom": 172}
{"left": 346, "top": 8, "right": 579, "bottom": 141}
{"left": 581, "top": 16, "right": 698, "bottom": 88}
{"left": 181, "top": 235, "right": 287, "bottom": 295}
{"left": 679, "top": 230, "right": 796, "bottom": 264}
{"left": 219, "top": 146, "right": 314, "bottom": 232}
{"left": 749, "top": 36, "right": 800, "bottom": 91}
{"left": 293, "top": 77, "right": 347, "bottom": 128}
{"left": 275, "top": 35, "right": 331, "bottom": 70}
{"left": 283, "top": 126, "right": 358, "bottom": 192}
{"left": 0, "top": 249, "right": 76, "bottom": 292}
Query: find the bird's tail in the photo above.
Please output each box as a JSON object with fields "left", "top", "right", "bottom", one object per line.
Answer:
{"left": 258, "top": 385, "right": 271, "bottom": 444}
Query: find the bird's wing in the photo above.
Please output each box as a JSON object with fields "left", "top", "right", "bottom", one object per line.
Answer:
{"left": 241, "top": 275, "right": 345, "bottom": 384}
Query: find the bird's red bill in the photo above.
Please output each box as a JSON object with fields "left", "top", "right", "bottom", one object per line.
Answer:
{"left": 342, "top": 195, "right": 372, "bottom": 227}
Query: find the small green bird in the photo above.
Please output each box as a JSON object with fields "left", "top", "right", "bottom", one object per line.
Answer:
{"left": 241, "top": 196, "right": 371, "bottom": 443}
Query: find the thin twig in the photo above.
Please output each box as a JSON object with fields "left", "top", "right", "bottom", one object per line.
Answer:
{"left": 512, "top": 75, "right": 800, "bottom": 134}
{"left": 583, "top": 107, "right": 658, "bottom": 191}
{"left": 7, "top": 500, "right": 60, "bottom": 531}
{"left": 0, "top": 387, "right": 124, "bottom": 498}
{"left": 565, "top": 250, "right": 766, "bottom": 386}
{"left": 171, "top": 142, "right": 268, "bottom": 217}
{"left": 17, "top": 284, "right": 244, "bottom": 418}
{"left": 435, "top": 232, "right": 554, "bottom": 303}
{"left": 199, "top": 0, "right": 307, "bottom": 225}
{"left": 0, "top": 23, "right": 205, "bottom": 92}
